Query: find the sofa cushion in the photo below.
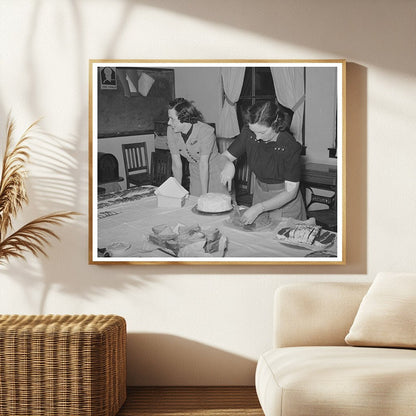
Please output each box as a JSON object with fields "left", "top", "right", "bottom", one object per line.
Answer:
{"left": 345, "top": 272, "right": 416, "bottom": 348}
{"left": 274, "top": 282, "right": 370, "bottom": 348}
{"left": 256, "top": 346, "right": 416, "bottom": 416}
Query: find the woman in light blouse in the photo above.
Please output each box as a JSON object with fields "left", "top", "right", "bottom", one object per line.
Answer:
{"left": 167, "top": 98, "right": 228, "bottom": 196}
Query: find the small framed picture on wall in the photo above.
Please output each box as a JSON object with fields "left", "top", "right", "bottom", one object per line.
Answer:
{"left": 100, "top": 66, "right": 117, "bottom": 89}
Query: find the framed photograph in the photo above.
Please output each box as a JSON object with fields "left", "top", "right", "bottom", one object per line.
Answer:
{"left": 100, "top": 66, "right": 117, "bottom": 90}
{"left": 89, "top": 60, "right": 345, "bottom": 265}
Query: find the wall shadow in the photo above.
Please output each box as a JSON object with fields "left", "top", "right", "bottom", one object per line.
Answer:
{"left": 126, "top": 333, "right": 257, "bottom": 386}
{"left": 0, "top": 122, "right": 162, "bottom": 313}
{"left": 0, "top": 1, "right": 159, "bottom": 311}
{"left": 0, "top": 1, "right": 371, "bottom": 306}
{"left": 132, "top": 0, "right": 414, "bottom": 76}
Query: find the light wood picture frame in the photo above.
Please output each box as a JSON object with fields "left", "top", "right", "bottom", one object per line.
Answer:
{"left": 89, "top": 60, "right": 346, "bottom": 265}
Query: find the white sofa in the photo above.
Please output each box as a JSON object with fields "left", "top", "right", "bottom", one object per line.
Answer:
{"left": 255, "top": 281, "right": 416, "bottom": 416}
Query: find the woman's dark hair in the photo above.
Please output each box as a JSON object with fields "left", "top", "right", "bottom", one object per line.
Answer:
{"left": 244, "top": 101, "right": 293, "bottom": 133}
{"left": 168, "top": 98, "right": 204, "bottom": 124}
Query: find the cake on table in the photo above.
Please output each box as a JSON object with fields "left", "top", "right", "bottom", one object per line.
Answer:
{"left": 197, "top": 193, "right": 232, "bottom": 213}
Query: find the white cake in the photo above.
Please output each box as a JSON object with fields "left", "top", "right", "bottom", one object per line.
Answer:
{"left": 197, "top": 193, "right": 232, "bottom": 213}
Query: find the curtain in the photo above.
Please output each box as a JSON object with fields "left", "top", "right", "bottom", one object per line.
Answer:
{"left": 217, "top": 67, "right": 245, "bottom": 138}
{"left": 270, "top": 67, "right": 305, "bottom": 143}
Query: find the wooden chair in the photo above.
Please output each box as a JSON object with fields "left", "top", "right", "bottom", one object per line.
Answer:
{"left": 304, "top": 186, "right": 337, "bottom": 231}
{"left": 121, "top": 142, "right": 151, "bottom": 189}
{"left": 151, "top": 151, "right": 172, "bottom": 186}
{"left": 301, "top": 163, "right": 338, "bottom": 231}
{"left": 235, "top": 154, "right": 253, "bottom": 206}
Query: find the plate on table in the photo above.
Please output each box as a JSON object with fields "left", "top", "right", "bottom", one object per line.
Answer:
{"left": 277, "top": 241, "right": 312, "bottom": 250}
{"left": 222, "top": 206, "right": 275, "bottom": 232}
{"left": 107, "top": 242, "right": 132, "bottom": 256}
{"left": 277, "top": 235, "right": 336, "bottom": 251}
{"left": 275, "top": 228, "right": 337, "bottom": 250}
{"left": 191, "top": 205, "right": 232, "bottom": 216}
{"left": 222, "top": 218, "right": 276, "bottom": 232}
{"left": 304, "top": 250, "right": 337, "bottom": 258}
{"left": 274, "top": 218, "right": 337, "bottom": 251}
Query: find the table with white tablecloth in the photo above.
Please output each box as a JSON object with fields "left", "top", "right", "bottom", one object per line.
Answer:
{"left": 95, "top": 187, "right": 338, "bottom": 262}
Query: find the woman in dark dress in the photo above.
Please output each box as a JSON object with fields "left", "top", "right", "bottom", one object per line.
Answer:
{"left": 220, "top": 101, "right": 306, "bottom": 225}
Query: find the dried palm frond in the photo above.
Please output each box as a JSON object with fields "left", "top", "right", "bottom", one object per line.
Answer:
{"left": 0, "top": 117, "right": 37, "bottom": 238}
{"left": 0, "top": 212, "right": 79, "bottom": 265}
{"left": 0, "top": 115, "right": 79, "bottom": 265}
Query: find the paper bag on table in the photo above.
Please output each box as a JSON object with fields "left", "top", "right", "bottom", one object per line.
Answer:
{"left": 154, "top": 177, "right": 189, "bottom": 208}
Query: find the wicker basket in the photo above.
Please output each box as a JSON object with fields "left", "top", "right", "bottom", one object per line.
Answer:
{"left": 0, "top": 314, "right": 126, "bottom": 416}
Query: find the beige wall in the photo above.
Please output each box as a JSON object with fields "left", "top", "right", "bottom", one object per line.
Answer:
{"left": 0, "top": 0, "right": 415, "bottom": 386}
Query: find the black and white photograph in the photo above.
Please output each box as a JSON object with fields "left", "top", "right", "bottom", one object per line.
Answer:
{"left": 100, "top": 66, "right": 117, "bottom": 89}
{"left": 89, "top": 60, "right": 345, "bottom": 264}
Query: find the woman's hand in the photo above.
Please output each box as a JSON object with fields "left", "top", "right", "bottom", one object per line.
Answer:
{"left": 241, "top": 204, "right": 264, "bottom": 225}
{"left": 220, "top": 161, "right": 235, "bottom": 191}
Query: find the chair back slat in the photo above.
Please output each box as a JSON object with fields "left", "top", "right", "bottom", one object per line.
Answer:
{"left": 151, "top": 151, "right": 172, "bottom": 186}
{"left": 235, "top": 155, "right": 252, "bottom": 192}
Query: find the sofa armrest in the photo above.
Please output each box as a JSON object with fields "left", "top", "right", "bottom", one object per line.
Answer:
{"left": 273, "top": 282, "right": 370, "bottom": 348}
